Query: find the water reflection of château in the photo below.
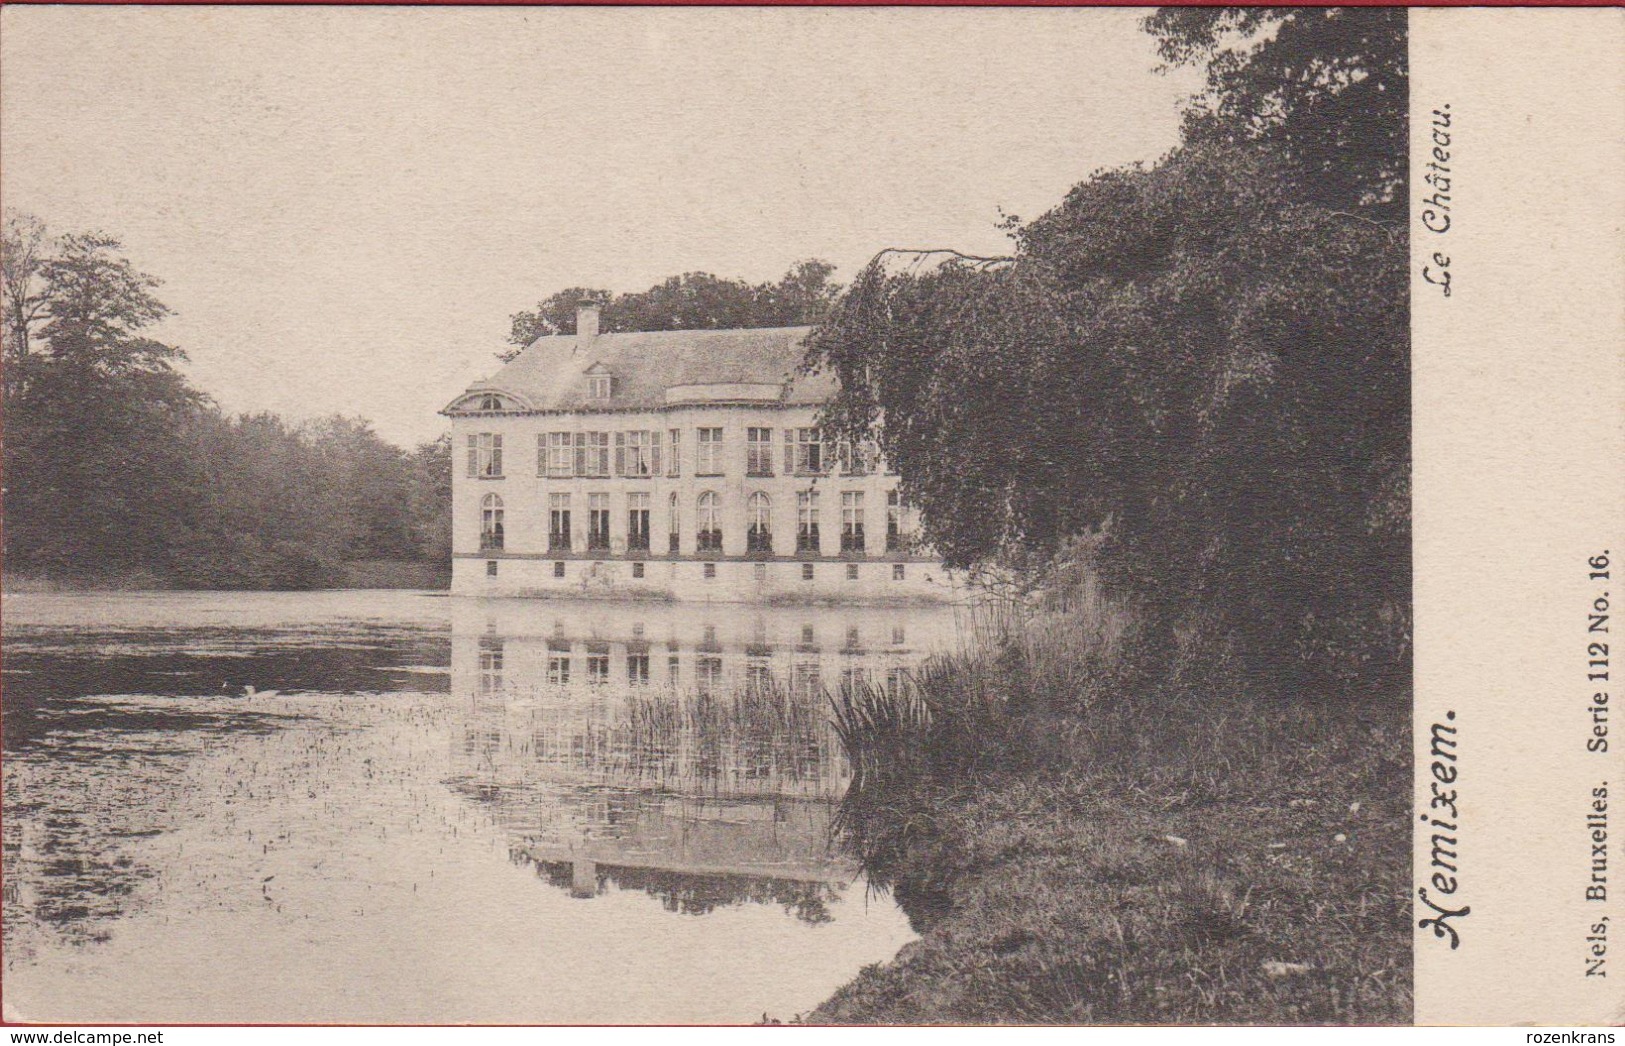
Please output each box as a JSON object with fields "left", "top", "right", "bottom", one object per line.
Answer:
{"left": 447, "top": 598, "right": 964, "bottom": 920}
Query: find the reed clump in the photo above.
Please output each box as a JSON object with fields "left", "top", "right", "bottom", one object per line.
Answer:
{"left": 815, "top": 553, "right": 1410, "bottom": 1025}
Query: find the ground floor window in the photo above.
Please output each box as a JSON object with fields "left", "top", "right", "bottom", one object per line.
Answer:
{"left": 841, "top": 492, "right": 865, "bottom": 553}
{"left": 696, "top": 492, "right": 722, "bottom": 552}
{"left": 627, "top": 492, "right": 650, "bottom": 551}
{"left": 588, "top": 493, "right": 611, "bottom": 551}
{"left": 747, "top": 491, "right": 772, "bottom": 553}
{"left": 797, "top": 491, "right": 820, "bottom": 553}
{"left": 549, "top": 494, "right": 571, "bottom": 551}
{"left": 480, "top": 494, "right": 504, "bottom": 551}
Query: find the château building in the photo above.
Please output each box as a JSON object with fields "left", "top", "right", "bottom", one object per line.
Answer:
{"left": 442, "top": 301, "right": 954, "bottom": 600}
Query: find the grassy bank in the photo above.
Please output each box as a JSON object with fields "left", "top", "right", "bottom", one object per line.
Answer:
{"left": 811, "top": 575, "right": 1410, "bottom": 1025}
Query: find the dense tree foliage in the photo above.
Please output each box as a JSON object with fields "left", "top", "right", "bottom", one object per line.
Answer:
{"left": 805, "top": 10, "right": 1408, "bottom": 694}
{"left": 1143, "top": 7, "right": 1406, "bottom": 219}
{"left": 2, "top": 214, "right": 451, "bottom": 589}
{"left": 507, "top": 259, "right": 839, "bottom": 351}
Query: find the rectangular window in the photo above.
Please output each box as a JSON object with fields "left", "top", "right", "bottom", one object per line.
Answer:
{"left": 547, "top": 656, "right": 570, "bottom": 685}
{"left": 792, "top": 428, "right": 824, "bottom": 475}
{"left": 846, "top": 563, "right": 860, "bottom": 581}
{"left": 478, "top": 638, "right": 504, "bottom": 693}
{"left": 801, "top": 562, "right": 815, "bottom": 581}
{"left": 703, "top": 562, "right": 717, "bottom": 580}
{"left": 549, "top": 494, "right": 572, "bottom": 551}
{"left": 553, "top": 560, "right": 566, "bottom": 578}
{"left": 840, "top": 441, "right": 870, "bottom": 476}
{"left": 467, "top": 433, "right": 503, "bottom": 478}
{"left": 697, "top": 427, "right": 723, "bottom": 475}
{"left": 546, "top": 432, "right": 573, "bottom": 477}
{"left": 841, "top": 492, "right": 866, "bottom": 553}
{"left": 746, "top": 427, "right": 774, "bottom": 476}
{"left": 887, "top": 489, "right": 902, "bottom": 551}
{"left": 695, "top": 656, "right": 723, "bottom": 697}
{"left": 620, "top": 430, "right": 655, "bottom": 477}
{"left": 753, "top": 562, "right": 767, "bottom": 581}
{"left": 893, "top": 563, "right": 906, "bottom": 581}
{"left": 588, "top": 493, "right": 611, "bottom": 550}
{"left": 792, "top": 659, "right": 820, "bottom": 701}
{"left": 627, "top": 653, "right": 650, "bottom": 686}
{"left": 632, "top": 561, "right": 645, "bottom": 579}
{"left": 577, "top": 431, "right": 610, "bottom": 477}
{"left": 627, "top": 492, "right": 650, "bottom": 551}
{"left": 668, "top": 496, "right": 681, "bottom": 554}
{"left": 486, "top": 560, "right": 498, "bottom": 577}
{"left": 589, "top": 374, "right": 612, "bottom": 399}
{"left": 667, "top": 429, "right": 681, "bottom": 476}
{"left": 797, "top": 491, "right": 820, "bottom": 554}
{"left": 587, "top": 649, "right": 610, "bottom": 684}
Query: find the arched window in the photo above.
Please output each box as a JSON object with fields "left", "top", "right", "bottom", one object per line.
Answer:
{"left": 479, "top": 393, "right": 502, "bottom": 411}
{"left": 481, "top": 493, "right": 504, "bottom": 551}
{"left": 747, "top": 492, "right": 772, "bottom": 553}
{"left": 696, "top": 492, "right": 722, "bottom": 553}
{"left": 668, "top": 492, "right": 680, "bottom": 554}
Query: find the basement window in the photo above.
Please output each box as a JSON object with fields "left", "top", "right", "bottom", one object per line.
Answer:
{"left": 486, "top": 561, "right": 498, "bottom": 577}
{"left": 846, "top": 564, "right": 859, "bottom": 581}
{"left": 632, "top": 562, "right": 645, "bottom": 579}
{"left": 703, "top": 562, "right": 717, "bottom": 580}
{"left": 893, "top": 564, "right": 906, "bottom": 581}
{"left": 553, "top": 561, "right": 566, "bottom": 578}
{"left": 801, "top": 563, "right": 815, "bottom": 581}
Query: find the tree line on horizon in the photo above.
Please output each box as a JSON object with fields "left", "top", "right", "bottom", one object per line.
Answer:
{"left": 1, "top": 216, "right": 451, "bottom": 589}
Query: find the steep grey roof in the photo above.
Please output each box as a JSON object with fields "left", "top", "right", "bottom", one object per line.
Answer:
{"left": 450, "top": 326, "right": 836, "bottom": 413}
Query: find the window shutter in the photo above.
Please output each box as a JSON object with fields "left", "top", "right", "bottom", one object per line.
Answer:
{"left": 491, "top": 434, "right": 503, "bottom": 476}
{"left": 784, "top": 430, "right": 794, "bottom": 474}
{"left": 574, "top": 432, "right": 585, "bottom": 476}
{"left": 650, "top": 431, "right": 661, "bottom": 475}
{"left": 615, "top": 431, "right": 626, "bottom": 476}
{"left": 538, "top": 433, "right": 546, "bottom": 476}
{"left": 466, "top": 434, "right": 478, "bottom": 477}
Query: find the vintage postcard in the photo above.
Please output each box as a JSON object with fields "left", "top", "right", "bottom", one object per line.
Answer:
{"left": 0, "top": 3, "right": 1619, "bottom": 1031}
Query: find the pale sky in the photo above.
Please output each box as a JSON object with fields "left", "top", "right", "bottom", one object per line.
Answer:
{"left": 1, "top": 6, "right": 1199, "bottom": 447}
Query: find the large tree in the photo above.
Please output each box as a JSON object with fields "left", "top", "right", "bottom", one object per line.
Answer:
{"left": 3, "top": 228, "right": 209, "bottom": 576}
{"left": 805, "top": 7, "right": 1409, "bottom": 693}
{"left": 1143, "top": 6, "right": 1407, "bottom": 219}
{"left": 2, "top": 210, "right": 52, "bottom": 406}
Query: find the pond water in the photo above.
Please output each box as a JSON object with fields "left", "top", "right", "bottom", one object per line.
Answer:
{"left": 0, "top": 590, "right": 968, "bottom": 1023}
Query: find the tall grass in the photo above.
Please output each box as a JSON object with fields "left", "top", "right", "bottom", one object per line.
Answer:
{"left": 816, "top": 550, "right": 1411, "bottom": 1023}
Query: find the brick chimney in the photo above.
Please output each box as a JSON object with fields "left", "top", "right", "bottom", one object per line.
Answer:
{"left": 577, "top": 299, "right": 601, "bottom": 344}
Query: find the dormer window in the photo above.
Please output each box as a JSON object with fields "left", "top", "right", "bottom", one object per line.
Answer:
{"left": 479, "top": 394, "right": 503, "bottom": 411}
{"left": 585, "top": 363, "right": 614, "bottom": 400}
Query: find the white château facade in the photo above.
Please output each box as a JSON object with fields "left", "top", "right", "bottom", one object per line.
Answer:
{"left": 442, "top": 302, "right": 955, "bottom": 601}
